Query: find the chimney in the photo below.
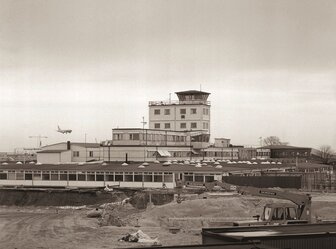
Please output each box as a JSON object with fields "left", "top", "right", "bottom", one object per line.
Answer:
{"left": 67, "top": 141, "right": 71, "bottom": 150}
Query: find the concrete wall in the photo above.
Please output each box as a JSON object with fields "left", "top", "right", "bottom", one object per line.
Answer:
{"left": 214, "top": 138, "right": 231, "bottom": 148}
{"left": 37, "top": 151, "right": 71, "bottom": 164}
{"left": 37, "top": 153, "right": 62, "bottom": 164}
{"left": 70, "top": 145, "right": 102, "bottom": 162}
{"left": 149, "top": 104, "right": 210, "bottom": 133}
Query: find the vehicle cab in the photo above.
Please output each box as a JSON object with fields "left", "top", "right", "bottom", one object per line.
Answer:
{"left": 233, "top": 203, "right": 308, "bottom": 226}
{"left": 261, "top": 203, "right": 303, "bottom": 225}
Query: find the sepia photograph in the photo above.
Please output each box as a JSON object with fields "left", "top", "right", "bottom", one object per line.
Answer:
{"left": 0, "top": 0, "right": 335, "bottom": 248}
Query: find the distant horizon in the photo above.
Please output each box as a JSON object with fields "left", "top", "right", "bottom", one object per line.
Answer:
{"left": 1, "top": 0, "right": 335, "bottom": 152}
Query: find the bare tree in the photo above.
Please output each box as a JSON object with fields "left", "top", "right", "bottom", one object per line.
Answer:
{"left": 262, "top": 136, "right": 287, "bottom": 146}
{"left": 317, "top": 145, "right": 335, "bottom": 164}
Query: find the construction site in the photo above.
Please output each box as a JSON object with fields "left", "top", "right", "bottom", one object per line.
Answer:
{"left": 1, "top": 171, "right": 336, "bottom": 249}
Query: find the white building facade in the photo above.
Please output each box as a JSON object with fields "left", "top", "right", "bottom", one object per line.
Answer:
{"left": 148, "top": 90, "right": 211, "bottom": 149}
{"left": 37, "top": 142, "right": 102, "bottom": 164}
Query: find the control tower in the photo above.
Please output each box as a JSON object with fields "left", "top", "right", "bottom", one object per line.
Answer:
{"left": 148, "top": 90, "right": 211, "bottom": 147}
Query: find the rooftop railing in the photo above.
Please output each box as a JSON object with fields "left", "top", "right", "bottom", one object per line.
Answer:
{"left": 149, "top": 100, "right": 210, "bottom": 106}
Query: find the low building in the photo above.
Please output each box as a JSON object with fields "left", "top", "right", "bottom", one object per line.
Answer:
{"left": 37, "top": 142, "right": 101, "bottom": 164}
{"left": 256, "top": 148, "right": 271, "bottom": 159}
{"left": 259, "top": 145, "right": 312, "bottom": 160}
{"left": 214, "top": 138, "right": 231, "bottom": 148}
{"left": 0, "top": 162, "right": 226, "bottom": 189}
{"left": 100, "top": 144, "right": 194, "bottom": 162}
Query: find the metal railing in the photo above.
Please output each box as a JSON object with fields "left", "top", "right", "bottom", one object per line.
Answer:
{"left": 149, "top": 100, "right": 210, "bottom": 106}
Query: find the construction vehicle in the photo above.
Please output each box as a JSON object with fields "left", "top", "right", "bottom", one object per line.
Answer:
{"left": 233, "top": 186, "right": 312, "bottom": 226}
{"left": 174, "top": 180, "right": 314, "bottom": 226}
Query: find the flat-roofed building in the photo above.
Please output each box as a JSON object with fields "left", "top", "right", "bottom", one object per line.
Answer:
{"left": 148, "top": 90, "right": 210, "bottom": 148}
{"left": 112, "top": 128, "right": 190, "bottom": 147}
{"left": 37, "top": 142, "right": 101, "bottom": 164}
{"left": 259, "top": 145, "right": 311, "bottom": 159}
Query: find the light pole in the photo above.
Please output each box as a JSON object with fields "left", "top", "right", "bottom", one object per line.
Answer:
{"left": 85, "top": 133, "right": 87, "bottom": 162}
{"left": 189, "top": 136, "right": 194, "bottom": 161}
{"left": 296, "top": 152, "right": 299, "bottom": 170}
{"left": 141, "top": 117, "right": 147, "bottom": 162}
{"left": 221, "top": 144, "right": 224, "bottom": 161}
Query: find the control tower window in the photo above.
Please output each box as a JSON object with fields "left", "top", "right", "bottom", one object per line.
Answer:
{"left": 154, "top": 109, "right": 160, "bottom": 115}
{"left": 164, "top": 109, "right": 170, "bottom": 115}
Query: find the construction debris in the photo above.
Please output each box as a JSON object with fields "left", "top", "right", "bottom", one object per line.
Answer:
{"left": 119, "top": 230, "right": 161, "bottom": 245}
{"left": 87, "top": 208, "right": 103, "bottom": 218}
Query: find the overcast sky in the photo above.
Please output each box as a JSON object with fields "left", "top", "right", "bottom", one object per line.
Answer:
{"left": 0, "top": 0, "right": 335, "bottom": 151}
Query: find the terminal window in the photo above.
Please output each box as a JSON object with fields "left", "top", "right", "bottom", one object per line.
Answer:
{"left": 191, "top": 122, "right": 197, "bottom": 129}
{"left": 73, "top": 151, "right": 79, "bottom": 157}
{"left": 154, "top": 123, "right": 160, "bottom": 129}
{"left": 164, "top": 123, "right": 171, "bottom": 129}
{"left": 191, "top": 108, "right": 197, "bottom": 114}
{"left": 180, "top": 123, "right": 186, "bottom": 129}
{"left": 180, "top": 109, "right": 186, "bottom": 114}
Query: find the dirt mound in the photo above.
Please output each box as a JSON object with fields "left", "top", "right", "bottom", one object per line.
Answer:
{"left": 137, "top": 196, "right": 273, "bottom": 229}
{"left": 0, "top": 189, "right": 127, "bottom": 206}
{"left": 129, "top": 191, "right": 174, "bottom": 209}
{"left": 99, "top": 202, "right": 139, "bottom": 227}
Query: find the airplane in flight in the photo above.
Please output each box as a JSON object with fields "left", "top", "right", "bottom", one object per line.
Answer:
{"left": 56, "top": 125, "right": 72, "bottom": 134}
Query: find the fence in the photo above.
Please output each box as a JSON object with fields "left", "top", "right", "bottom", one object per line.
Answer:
{"left": 222, "top": 175, "right": 302, "bottom": 189}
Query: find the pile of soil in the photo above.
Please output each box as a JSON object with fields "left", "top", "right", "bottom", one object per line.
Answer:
{"left": 98, "top": 202, "right": 140, "bottom": 227}
{"left": 0, "top": 189, "right": 127, "bottom": 206}
{"left": 129, "top": 191, "right": 174, "bottom": 209}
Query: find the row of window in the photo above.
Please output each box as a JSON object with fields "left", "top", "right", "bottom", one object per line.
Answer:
{"left": 257, "top": 152, "right": 270, "bottom": 156}
{"left": 0, "top": 171, "right": 174, "bottom": 182}
{"left": 153, "top": 108, "right": 209, "bottom": 116}
{"left": 0, "top": 171, "right": 220, "bottom": 183}
{"left": 205, "top": 151, "right": 239, "bottom": 157}
{"left": 73, "top": 151, "right": 94, "bottom": 157}
{"left": 0, "top": 172, "right": 215, "bottom": 182}
{"left": 113, "top": 133, "right": 187, "bottom": 142}
{"left": 154, "top": 122, "right": 208, "bottom": 130}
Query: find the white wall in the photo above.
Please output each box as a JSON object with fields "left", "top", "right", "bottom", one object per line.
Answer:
{"left": 37, "top": 151, "right": 72, "bottom": 164}
{"left": 149, "top": 104, "right": 210, "bottom": 133}
{"left": 70, "top": 145, "right": 102, "bottom": 162}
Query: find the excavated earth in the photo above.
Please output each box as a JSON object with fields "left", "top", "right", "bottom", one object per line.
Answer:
{"left": 0, "top": 190, "right": 336, "bottom": 249}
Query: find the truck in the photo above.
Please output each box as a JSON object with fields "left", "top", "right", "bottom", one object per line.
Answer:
{"left": 233, "top": 186, "right": 312, "bottom": 226}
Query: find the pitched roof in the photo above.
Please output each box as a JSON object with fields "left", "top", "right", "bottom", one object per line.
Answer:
{"left": 37, "top": 150, "right": 68, "bottom": 154}
{"left": 41, "top": 142, "right": 101, "bottom": 149}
